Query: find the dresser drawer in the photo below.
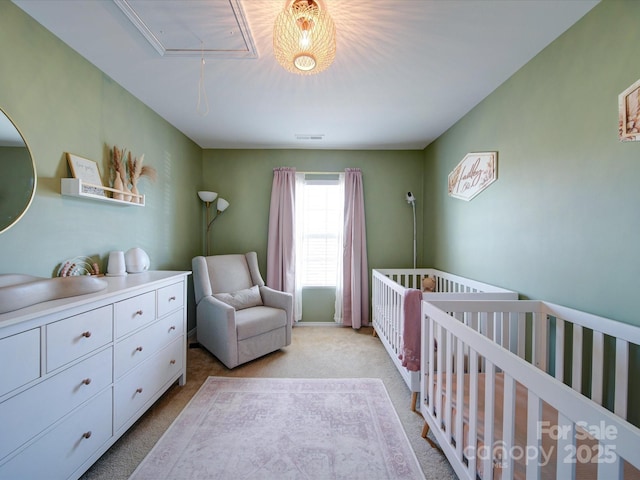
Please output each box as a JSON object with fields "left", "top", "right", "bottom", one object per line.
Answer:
{"left": 157, "top": 281, "right": 184, "bottom": 318}
{"left": 115, "top": 291, "right": 156, "bottom": 339}
{"left": 46, "top": 305, "right": 112, "bottom": 372}
{"left": 0, "top": 329, "right": 40, "bottom": 397}
{"left": 114, "top": 337, "right": 183, "bottom": 430}
{"left": 0, "top": 347, "right": 112, "bottom": 461}
{"left": 114, "top": 309, "right": 185, "bottom": 379}
{"left": 0, "top": 387, "right": 113, "bottom": 480}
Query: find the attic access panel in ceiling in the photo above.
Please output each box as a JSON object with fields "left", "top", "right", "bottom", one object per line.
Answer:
{"left": 114, "top": 0, "right": 257, "bottom": 58}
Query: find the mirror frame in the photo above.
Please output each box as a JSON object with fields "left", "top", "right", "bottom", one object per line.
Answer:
{"left": 0, "top": 108, "right": 37, "bottom": 234}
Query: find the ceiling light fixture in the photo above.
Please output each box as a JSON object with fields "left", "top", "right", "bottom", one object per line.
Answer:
{"left": 273, "top": 0, "right": 336, "bottom": 75}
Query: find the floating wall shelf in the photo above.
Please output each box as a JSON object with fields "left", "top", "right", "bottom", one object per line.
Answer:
{"left": 61, "top": 178, "right": 145, "bottom": 207}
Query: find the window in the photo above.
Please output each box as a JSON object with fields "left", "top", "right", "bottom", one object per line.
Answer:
{"left": 295, "top": 173, "right": 344, "bottom": 287}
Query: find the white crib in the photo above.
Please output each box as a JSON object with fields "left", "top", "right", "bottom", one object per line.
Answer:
{"left": 420, "top": 299, "right": 640, "bottom": 480}
{"left": 371, "top": 268, "right": 517, "bottom": 410}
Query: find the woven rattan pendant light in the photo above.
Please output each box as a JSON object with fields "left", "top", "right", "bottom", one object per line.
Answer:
{"left": 273, "top": 0, "right": 336, "bottom": 75}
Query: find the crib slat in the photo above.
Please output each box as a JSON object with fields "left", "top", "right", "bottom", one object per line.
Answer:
{"left": 501, "top": 374, "right": 516, "bottom": 479}
{"left": 467, "top": 350, "right": 479, "bottom": 479}
{"left": 517, "top": 312, "right": 526, "bottom": 359}
{"left": 572, "top": 324, "right": 583, "bottom": 393}
{"left": 436, "top": 324, "right": 444, "bottom": 420}
{"left": 444, "top": 331, "right": 453, "bottom": 437}
{"left": 469, "top": 311, "right": 479, "bottom": 332}
{"left": 533, "top": 312, "right": 548, "bottom": 372}
{"left": 614, "top": 339, "right": 628, "bottom": 419}
{"left": 501, "top": 311, "right": 510, "bottom": 352}
{"left": 493, "top": 312, "right": 503, "bottom": 346}
{"left": 555, "top": 414, "right": 575, "bottom": 479}
{"left": 597, "top": 453, "right": 623, "bottom": 480}
{"left": 591, "top": 331, "right": 604, "bottom": 405}
{"left": 455, "top": 337, "right": 464, "bottom": 460}
{"left": 509, "top": 311, "right": 519, "bottom": 355}
{"left": 555, "top": 318, "right": 565, "bottom": 382}
{"left": 428, "top": 315, "right": 436, "bottom": 417}
{"left": 526, "top": 390, "right": 541, "bottom": 480}
{"left": 483, "top": 361, "right": 495, "bottom": 480}
{"left": 480, "top": 311, "right": 488, "bottom": 338}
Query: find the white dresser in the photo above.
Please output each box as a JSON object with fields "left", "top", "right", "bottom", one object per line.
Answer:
{"left": 0, "top": 271, "right": 190, "bottom": 480}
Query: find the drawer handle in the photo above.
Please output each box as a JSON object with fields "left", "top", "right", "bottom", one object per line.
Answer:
{"left": 136, "top": 387, "right": 143, "bottom": 394}
{"left": 169, "top": 326, "right": 176, "bottom": 332}
{"left": 82, "top": 378, "right": 92, "bottom": 385}
{"left": 136, "top": 346, "right": 144, "bottom": 352}
{"left": 170, "top": 359, "right": 176, "bottom": 365}
{"left": 81, "top": 331, "right": 92, "bottom": 338}
{"left": 82, "top": 431, "right": 92, "bottom": 439}
{"left": 135, "top": 310, "right": 143, "bottom": 316}
{"left": 169, "top": 296, "right": 176, "bottom": 301}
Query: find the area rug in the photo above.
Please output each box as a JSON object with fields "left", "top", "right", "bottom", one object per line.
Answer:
{"left": 129, "top": 376, "right": 425, "bottom": 480}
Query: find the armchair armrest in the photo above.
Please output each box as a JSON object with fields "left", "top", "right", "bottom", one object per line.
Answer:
{"left": 196, "top": 295, "right": 239, "bottom": 367}
{"left": 260, "top": 286, "right": 294, "bottom": 328}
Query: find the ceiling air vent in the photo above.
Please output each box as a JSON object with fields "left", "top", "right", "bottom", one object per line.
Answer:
{"left": 295, "top": 134, "right": 325, "bottom": 141}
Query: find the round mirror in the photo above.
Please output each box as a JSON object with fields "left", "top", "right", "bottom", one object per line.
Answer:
{"left": 0, "top": 109, "right": 36, "bottom": 234}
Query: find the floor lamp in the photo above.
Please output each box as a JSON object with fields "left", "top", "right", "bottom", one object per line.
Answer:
{"left": 198, "top": 191, "right": 230, "bottom": 256}
{"left": 406, "top": 192, "right": 416, "bottom": 269}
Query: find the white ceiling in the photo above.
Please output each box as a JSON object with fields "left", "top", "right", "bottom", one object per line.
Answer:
{"left": 13, "top": 0, "right": 599, "bottom": 150}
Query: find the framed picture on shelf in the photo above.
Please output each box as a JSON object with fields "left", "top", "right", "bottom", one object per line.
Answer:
{"left": 66, "top": 153, "right": 106, "bottom": 196}
{"left": 619, "top": 78, "right": 640, "bottom": 142}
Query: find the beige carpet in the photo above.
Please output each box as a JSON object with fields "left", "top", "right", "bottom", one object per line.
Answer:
{"left": 81, "top": 326, "right": 456, "bottom": 480}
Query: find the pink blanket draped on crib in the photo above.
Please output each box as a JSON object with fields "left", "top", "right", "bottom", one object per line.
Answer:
{"left": 399, "top": 288, "right": 422, "bottom": 371}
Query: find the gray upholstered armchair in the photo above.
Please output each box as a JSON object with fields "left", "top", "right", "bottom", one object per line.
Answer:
{"left": 192, "top": 252, "right": 293, "bottom": 368}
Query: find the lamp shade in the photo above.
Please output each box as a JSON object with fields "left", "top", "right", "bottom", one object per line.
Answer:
{"left": 217, "top": 198, "right": 230, "bottom": 212}
{"left": 273, "top": 0, "right": 336, "bottom": 75}
{"left": 198, "top": 191, "right": 218, "bottom": 203}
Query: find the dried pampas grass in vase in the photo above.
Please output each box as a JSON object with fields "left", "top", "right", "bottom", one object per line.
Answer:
{"left": 127, "top": 152, "right": 157, "bottom": 204}
{"left": 110, "top": 146, "right": 127, "bottom": 201}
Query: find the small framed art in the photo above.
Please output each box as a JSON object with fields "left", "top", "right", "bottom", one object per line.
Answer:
{"left": 618, "top": 78, "right": 640, "bottom": 142}
{"left": 66, "top": 152, "right": 106, "bottom": 196}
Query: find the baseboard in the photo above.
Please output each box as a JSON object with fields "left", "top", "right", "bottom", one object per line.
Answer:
{"left": 295, "top": 322, "right": 341, "bottom": 327}
{"left": 187, "top": 327, "right": 196, "bottom": 340}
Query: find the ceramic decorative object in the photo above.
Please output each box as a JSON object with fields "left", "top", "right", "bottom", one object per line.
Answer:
{"left": 106, "top": 250, "right": 127, "bottom": 276}
{"left": 124, "top": 247, "right": 150, "bottom": 273}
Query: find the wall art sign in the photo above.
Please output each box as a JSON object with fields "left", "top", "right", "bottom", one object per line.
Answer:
{"left": 619, "top": 78, "right": 640, "bottom": 142}
{"left": 448, "top": 151, "right": 497, "bottom": 201}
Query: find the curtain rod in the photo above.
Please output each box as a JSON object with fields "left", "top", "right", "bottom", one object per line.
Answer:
{"left": 299, "top": 171, "right": 344, "bottom": 175}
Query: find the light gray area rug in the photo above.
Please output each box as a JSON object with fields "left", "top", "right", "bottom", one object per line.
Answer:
{"left": 129, "top": 376, "right": 425, "bottom": 480}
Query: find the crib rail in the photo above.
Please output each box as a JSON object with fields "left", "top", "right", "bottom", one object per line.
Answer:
{"left": 421, "top": 300, "right": 640, "bottom": 480}
{"left": 375, "top": 268, "right": 517, "bottom": 300}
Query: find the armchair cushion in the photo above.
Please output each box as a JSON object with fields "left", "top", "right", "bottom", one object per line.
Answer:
{"left": 213, "top": 285, "right": 263, "bottom": 310}
{"left": 236, "top": 306, "right": 287, "bottom": 340}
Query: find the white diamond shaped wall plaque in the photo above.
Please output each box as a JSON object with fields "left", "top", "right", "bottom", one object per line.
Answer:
{"left": 448, "top": 152, "right": 497, "bottom": 201}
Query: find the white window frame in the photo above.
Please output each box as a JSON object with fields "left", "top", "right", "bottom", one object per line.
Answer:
{"left": 294, "top": 172, "right": 344, "bottom": 321}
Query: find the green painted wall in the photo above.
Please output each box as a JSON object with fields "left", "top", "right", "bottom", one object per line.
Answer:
{"left": 0, "top": 2, "right": 202, "bottom": 327}
{"left": 424, "top": 0, "right": 640, "bottom": 328}
{"left": 202, "top": 149, "right": 424, "bottom": 321}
